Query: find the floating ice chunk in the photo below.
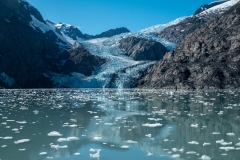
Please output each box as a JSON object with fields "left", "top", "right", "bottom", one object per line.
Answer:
{"left": 39, "top": 152, "right": 47, "bottom": 155}
{"left": 16, "top": 121, "right": 27, "bottom": 124}
{"left": 219, "top": 146, "right": 235, "bottom": 151}
{"left": 14, "top": 139, "right": 30, "bottom": 144}
{"left": 2, "top": 145, "right": 7, "bottom": 148}
{"left": 199, "top": 155, "right": 211, "bottom": 160}
{"left": 172, "top": 148, "right": 178, "bottom": 152}
{"left": 69, "top": 124, "right": 78, "bottom": 127}
{"left": 90, "top": 151, "right": 100, "bottom": 158}
{"left": 146, "top": 151, "right": 153, "bottom": 156}
{"left": 74, "top": 152, "right": 80, "bottom": 155}
{"left": 191, "top": 124, "right": 198, "bottom": 127}
{"left": 216, "top": 139, "right": 224, "bottom": 144}
{"left": 121, "top": 145, "right": 129, "bottom": 149}
{"left": 188, "top": 141, "right": 199, "bottom": 145}
{"left": 46, "top": 157, "right": 53, "bottom": 159}
{"left": 164, "top": 139, "right": 169, "bottom": 142}
{"left": 50, "top": 144, "right": 68, "bottom": 150}
{"left": 3, "top": 136, "right": 13, "bottom": 139}
{"left": 212, "top": 132, "right": 220, "bottom": 135}
{"left": 19, "top": 148, "right": 26, "bottom": 151}
{"left": 70, "top": 119, "right": 77, "bottom": 122}
{"left": 105, "top": 123, "right": 114, "bottom": 125}
{"left": 57, "top": 137, "right": 79, "bottom": 142}
{"left": 12, "top": 128, "right": 19, "bottom": 131}
{"left": 203, "top": 143, "right": 211, "bottom": 146}
{"left": 172, "top": 154, "right": 180, "bottom": 158}
{"left": 226, "top": 133, "right": 235, "bottom": 136}
{"left": 126, "top": 140, "right": 138, "bottom": 144}
{"left": 145, "top": 134, "right": 151, "bottom": 137}
{"left": 67, "top": 137, "right": 79, "bottom": 141}
{"left": 221, "top": 142, "right": 232, "bottom": 146}
{"left": 48, "top": 131, "right": 62, "bottom": 137}
{"left": 93, "top": 137, "right": 102, "bottom": 140}
{"left": 221, "top": 153, "right": 227, "bottom": 155}
{"left": 142, "top": 123, "right": 162, "bottom": 127}
{"left": 235, "top": 142, "right": 240, "bottom": 146}
{"left": 33, "top": 110, "right": 39, "bottom": 114}
{"left": 90, "top": 148, "right": 101, "bottom": 152}
{"left": 186, "top": 151, "right": 197, "bottom": 154}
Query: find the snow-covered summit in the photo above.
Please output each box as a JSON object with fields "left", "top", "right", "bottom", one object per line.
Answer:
{"left": 196, "top": 0, "right": 240, "bottom": 19}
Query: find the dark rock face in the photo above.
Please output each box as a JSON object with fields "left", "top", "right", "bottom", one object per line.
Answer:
{"left": 0, "top": 0, "right": 64, "bottom": 88}
{"left": 63, "top": 44, "right": 105, "bottom": 76}
{"left": 157, "top": 17, "right": 206, "bottom": 44}
{"left": 0, "top": 0, "right": 105, "bottom": 88}
{"left": 119, "top": 37, "right": 167, "bottom": 61}
{"left": 194, "top": 1, "right": 227, "bottom": 15}
{"left": 135, "top": 2, "right": 240, "bottom": 89}
{"left": 157, "top": 1, "right": 228, "bottom": 44}
{"left": 84, "top": 27, "right": 130, "bottom": 39}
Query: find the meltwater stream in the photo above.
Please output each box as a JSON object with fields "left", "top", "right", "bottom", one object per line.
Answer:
{"left": 0, "top": 89, "right": 240, "bottom": 160}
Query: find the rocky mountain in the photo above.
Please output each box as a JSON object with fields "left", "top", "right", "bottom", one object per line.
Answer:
{"left": 119, "top": 37, "right": 167, "bottom": 61}
{"left": 157, "top": 0, "right": 239, "bottom": 44}
{"left": 194, "top": 0, "right": 228, "bottom": 15}
{"left": 47, "top": 21, "right": 130, "bottom": 41}
{"left": 84, "top": 27, "right": 130, "bottom": 39}
{"left": 0, "top": 0, "right": 105, "bottom": 88}
{"left": 135, "top": 1, "right": 240, "bottom": 89}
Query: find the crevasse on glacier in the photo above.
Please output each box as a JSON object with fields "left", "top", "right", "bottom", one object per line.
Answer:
{"left": 51, "top": 17, "right": 187, "bottom": 88}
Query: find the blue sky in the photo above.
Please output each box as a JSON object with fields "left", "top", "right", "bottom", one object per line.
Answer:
{"left": 27, "top": 0, "right": 215, "bottom": 35}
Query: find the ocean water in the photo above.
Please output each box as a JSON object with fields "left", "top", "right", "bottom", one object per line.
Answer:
{"left": 0, "top": 89, "right": 240, "bottom": 160}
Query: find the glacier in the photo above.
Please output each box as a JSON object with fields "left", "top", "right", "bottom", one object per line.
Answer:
{"left": 49, "top": 17, "right": 188, "bottom": 88}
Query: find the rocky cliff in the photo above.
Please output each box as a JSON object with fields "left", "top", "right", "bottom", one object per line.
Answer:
{"left": 119, "top": 37, "right": 167, "bottom": 61}
{"left": 157, "top": 0, "right": 237, "bottom": 44}
{"left": 135, "top": 2, "right": 240, "bottom": 89}
{"left": 0, "top": 0, "right": 105, "bottom": 88}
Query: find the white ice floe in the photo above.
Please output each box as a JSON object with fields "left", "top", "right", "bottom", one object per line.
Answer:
{"left": 121, "top": 145, "right": 129, "bottom": 149}
{"left": 186, "top": 151, "right": 197, "bottom": 154}
{"left": 47, "top": 131, "right": 62, "bottom": 137}
{"left": 126, "top": 140, "right": 138, "bottom": 144}
{"left": 191, "top": 124, "right": 198, "bottom": 128}
{"left": 199, "top": 155, "right": 211, "bottom": 160}
{"left": 235, "top": 142, "right": 240, "bottom": 146}
{"left": 147, "top": 151, "right": 153, "bottom": 156}
{"left": 90, "top": 148, "right": 101, "bottom": 152}
{"left": 39, "top": 152, "right": 47, "bottom": 155}
{"left": 14, "top": 139, "right": 30, "bottom": 144}
{"left": 226, "top": 133, "right": 235, "bottom": 136}
{"left": 219, "top": 146, "right": 235, "bottom": 151}
{"left": 188, "top": 141, "right": 199, "bottom": 145}
{"left": 203, "top": 143, "right": 211, "bottom": 146}
{"left": 57, "top": 137, "right": 79, "bottom": 142}
{"left": 216, "top": 139, "right": 225, "bottom": 144}
{"left": 221, "top": 142, "right": 232, "bottom": 146}
{"left": 74, "top": 152, "right": 80, "bottom": 155}
{"left": 212, "top": 132, "right": 220, "bottom": 135}
{"left": 172, "top": 154, "right": 180, "bottom": 158}
{"left": 3, "top": 136, "right": 13, "bottom": 140}
{"left": 19, "top": 148, "right": 26, "bottom": 151}
{"left": 93, "top": 137, "right": 102, "bottom": 140}
{"left": 142, "top": 123, "right": 162, "bottom": 127}
{"left": 50, "top": 144, "right": 68, "bottom": 150}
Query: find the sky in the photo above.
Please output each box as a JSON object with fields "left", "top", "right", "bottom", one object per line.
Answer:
{"left": 27, "top": 0, "right": 217, "bottom": 35}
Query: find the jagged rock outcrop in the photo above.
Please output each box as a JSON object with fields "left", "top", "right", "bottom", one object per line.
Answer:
{"left": 63, "top": 44, "right": 105, "bottom": 76}
{"left": 0, "top": 0, "right": 105, "bottom": 88}
{"left": 119, "top": 37, "right": 167, "bottom": 61}
{"left": 50, "top": 22, "right": 130, "bottom": 40}
{"left": 194, "top": 0, "right": 227, "bottom": 15}
{"left": 135, "top": 2, "right": 240, "bottom": 89}
{"left": 84, "top": 27, "right": 130, "bottom": 39}
{"left": 157, "top": 0, "right": 235, "bottom": 44}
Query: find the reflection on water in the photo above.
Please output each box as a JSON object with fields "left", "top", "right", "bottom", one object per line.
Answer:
{"left": 0, "top": 89, "right": 240, "bottom": 160}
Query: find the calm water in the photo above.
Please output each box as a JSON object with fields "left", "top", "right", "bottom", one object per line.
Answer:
{"left": 0, "top": 89, "right": 240, "bottom": 160}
